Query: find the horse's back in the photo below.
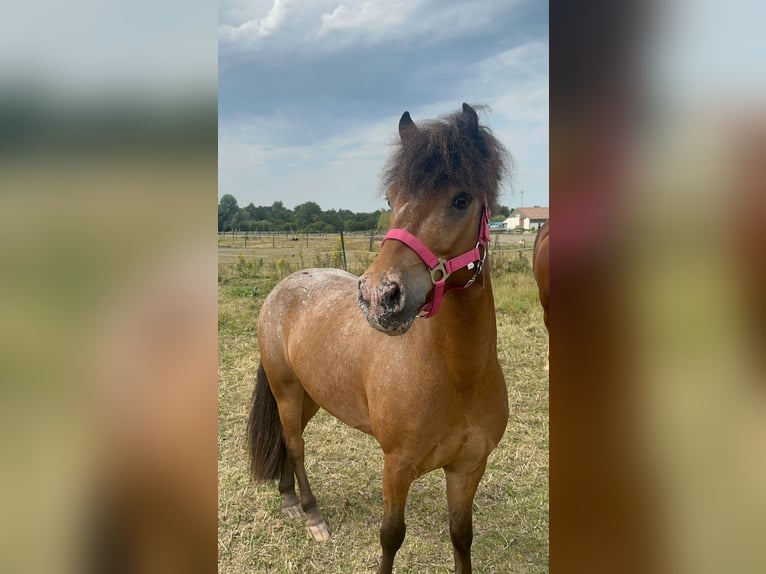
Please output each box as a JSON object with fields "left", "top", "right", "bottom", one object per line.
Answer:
{"left": 258, "top": 268, "right": 375, "bottom": 432}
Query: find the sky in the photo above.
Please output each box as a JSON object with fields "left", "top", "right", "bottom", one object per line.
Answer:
{"left": 218, "top": 0, "right": 548, "bottom": 213}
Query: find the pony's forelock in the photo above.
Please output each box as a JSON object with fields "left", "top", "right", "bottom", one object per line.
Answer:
{"left": 381, "top": 104, "right": 513, "bottom": 210}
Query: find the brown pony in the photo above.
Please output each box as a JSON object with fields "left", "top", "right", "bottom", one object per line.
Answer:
{"left": 532, "top": 221, "right": 550, "bottom": 368}
{"left": 247, "top": 103, "right": 511, "bottom": 574}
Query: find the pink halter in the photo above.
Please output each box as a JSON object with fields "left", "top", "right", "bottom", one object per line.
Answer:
{"left": 381, "top": 202, "right": 492, "bottom": 318}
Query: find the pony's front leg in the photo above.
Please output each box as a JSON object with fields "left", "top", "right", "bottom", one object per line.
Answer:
{"left": 444, "top": 459, "right": 488, "bottom": 574}
{"left": 378, "top": 455, "right": 414, "bottom": 574}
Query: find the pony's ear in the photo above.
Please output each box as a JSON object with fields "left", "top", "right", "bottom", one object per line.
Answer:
{"left": 399, "top": 111, "right": 418, "bottom": 141}
{"left": 461, "top": 103, "right": 480, "bottom": 138}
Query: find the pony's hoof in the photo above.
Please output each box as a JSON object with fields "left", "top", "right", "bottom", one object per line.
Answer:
{"left": 306, "top": 521, "right": 331, "bottom": 542}
{"left": 282, "top": 504, "right": 304, "bottom": 518}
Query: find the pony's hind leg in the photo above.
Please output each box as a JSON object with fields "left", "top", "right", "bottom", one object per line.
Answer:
{"left": 278, "top": 389, "right": 329, "bottom": 541}
{"left": 293, "top": 448, "right": 331, "bottom": 541}
{"left": 278, "top": 456, "right": 303, "bottom": 518}
{"left": 278, "top": 394, "right": 319, "bottom": 518}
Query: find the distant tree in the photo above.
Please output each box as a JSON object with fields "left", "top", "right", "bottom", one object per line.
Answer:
{"left": 320, "top": 209, "right": 343, "bottom": 232}
{"left": 294, "top": 201, "right": 323, "bottom": 229}
{"left": 376, "top": 210, "right": 391, "bottom": 233}
{"left": 218, "top": 194, "right": 239, "bottom": 231}
{"left": 233, "top": 209, "right": 251, "bottom": 231}
{"left": 305, "top": 221, "right": 335, "bottom": 233}
{"left": 244, "top": 202, "right": 266, "bottom": 223}
{"left": 338, "top": 209, "right": 354, "bottom": 222}
{"left": 251, "top": 205, "right": 268, "bottom": 221}
{"left": 344, "top": 214, "right": 366, "bottom": 232}
{"left": 367, "top": 210, "right": 382, "bottom": 230}
{"left": 342, "top": 218, "right": 359, "bottom": 232}
{"left": 252, "top": 219, "right": 273, "bottom": 232}
{"left": 497, "top": 205, "right": 511, "bottom": 218}
{"left": 270, "top": 201, "right": 291, "bottom": 224}
{"left": 340, "top": 210, "right": 379, "bottom": 232}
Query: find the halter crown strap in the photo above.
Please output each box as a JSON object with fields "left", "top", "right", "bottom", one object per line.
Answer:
{"left": 381, "top": 202, "right": 491, "bottom": 318}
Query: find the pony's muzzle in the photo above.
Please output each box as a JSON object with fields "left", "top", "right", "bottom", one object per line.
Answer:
{"left": 358, "top": 275, "right": 404, "bottom": 315}
{"left": 357, "top": 274, "right": 413, "bottom": 334}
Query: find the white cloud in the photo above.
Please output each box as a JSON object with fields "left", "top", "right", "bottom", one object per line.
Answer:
{"left": 219, "top": 0, "right": 523, "bottom": 55}
{"left": 318, "top": 1, "right": 413, "bottom": 36}
{"left": 485, "top": 46, "right": 548, "bottom": 128}
{"left": 219, "top": 0, "right": 292, "bottom": 42}
{"left": 477, "top": 41, "right": 548, "bottom": 81}
{"left": 403, "top": 40, "right": 548, "bottom": 141}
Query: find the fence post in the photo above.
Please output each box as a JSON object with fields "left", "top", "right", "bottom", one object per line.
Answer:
{"left": 369, "top": 229, "right": 374, "bottom": 252}
{"left": 340, "top": 230, "right": 347, "bottom": 271}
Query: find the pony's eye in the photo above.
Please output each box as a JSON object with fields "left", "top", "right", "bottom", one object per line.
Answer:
{"left": 386, "top": 196, "right": 391, "bottom": 208}
{"left": 452, "top": 193, "right": 470, "bottom": 210}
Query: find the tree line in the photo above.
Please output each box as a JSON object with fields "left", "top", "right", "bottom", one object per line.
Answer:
{"left": 218, "top": 194, "right": 388, "bottom": 233}
{"left": 218, "top": 194, "right": 512, "bottom": 233}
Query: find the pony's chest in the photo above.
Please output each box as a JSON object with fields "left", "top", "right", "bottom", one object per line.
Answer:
{"left": 407, "top": 419, "right": 500, "bottom": 475}
{"left": 370, "top": 374, "right": 507, "bottom": 455}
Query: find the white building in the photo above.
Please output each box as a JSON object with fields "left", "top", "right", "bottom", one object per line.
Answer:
{"left": 502, "top": 206, "right": 549, "bottom": 231}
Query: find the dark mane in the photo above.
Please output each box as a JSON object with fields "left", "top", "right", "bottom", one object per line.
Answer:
{"left": 381, "top": 104, "right": 512, "bottom": 209}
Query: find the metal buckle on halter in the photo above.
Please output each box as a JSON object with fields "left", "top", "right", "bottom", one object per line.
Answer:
{"left": 429, "top": 259, "right": 449, "bottom": 284}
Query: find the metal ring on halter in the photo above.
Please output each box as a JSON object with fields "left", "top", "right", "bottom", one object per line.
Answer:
{"left": 460, "top": 241, "right": 486, "bottom": 289}
{"left": 429, "top": 259, "right": 449, "bottom": 284}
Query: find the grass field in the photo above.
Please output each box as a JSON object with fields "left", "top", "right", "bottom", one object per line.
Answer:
{"left": 218, "top": 238, "right": 549, "bottom": 573}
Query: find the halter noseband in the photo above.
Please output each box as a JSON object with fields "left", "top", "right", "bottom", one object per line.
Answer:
{"left": 381, "top": 201, "right": 492, "bottom": 318}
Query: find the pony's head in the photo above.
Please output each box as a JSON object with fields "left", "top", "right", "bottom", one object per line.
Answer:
{"left": 358, "top": 103, "right": 511, "bottom": 334}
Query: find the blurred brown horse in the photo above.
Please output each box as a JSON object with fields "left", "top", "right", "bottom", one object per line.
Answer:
{"left": 533, "top": 221, "right": 550, "bottom": 368}
{"left": 247, "top": 103, "right": 511, "bottom": 574}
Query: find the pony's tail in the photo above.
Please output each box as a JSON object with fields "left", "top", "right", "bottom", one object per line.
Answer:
{"left": 247, "top": 364, "right": 286, "bottom": 481}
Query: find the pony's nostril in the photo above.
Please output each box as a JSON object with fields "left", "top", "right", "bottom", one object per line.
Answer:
{"left": 383, "top": 283, "right": 402, "bottom": 310}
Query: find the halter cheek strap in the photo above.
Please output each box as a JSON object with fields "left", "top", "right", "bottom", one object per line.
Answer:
{"left": 381, "top": 203, "right": 492, "bottom": 318}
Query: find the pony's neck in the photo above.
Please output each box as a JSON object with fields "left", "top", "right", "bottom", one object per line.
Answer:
{"left": 426, "top": 267, "right": 497, "bottom": 365}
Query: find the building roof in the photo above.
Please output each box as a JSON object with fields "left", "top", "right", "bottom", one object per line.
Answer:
{"left": 509, "top": 206, "right": 549, "bottom": 220}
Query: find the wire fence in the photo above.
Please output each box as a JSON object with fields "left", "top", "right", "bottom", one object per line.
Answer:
{"left": 218, "top": 229, "right": 536, "bottom": 280}
{"left": 218, "top": 230, "right": 535, "bottom": 253}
